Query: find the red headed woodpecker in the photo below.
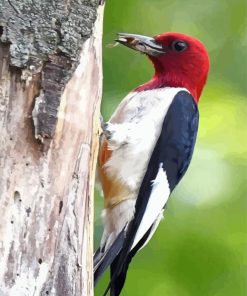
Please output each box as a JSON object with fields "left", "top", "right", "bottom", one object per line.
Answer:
{"left": 94, "top": 32, "right": 210, "bottom": 296}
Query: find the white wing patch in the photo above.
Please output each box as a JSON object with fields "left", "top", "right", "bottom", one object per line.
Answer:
{"left": 138, "top": 210, "right": 164, "bottom": 251}
{"left": 131, "top": 164, "right": 170, "bottom": 250}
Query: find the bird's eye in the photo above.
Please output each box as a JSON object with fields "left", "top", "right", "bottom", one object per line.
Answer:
{"left": 172, "top": 40, "right": 188, "bottom": 52}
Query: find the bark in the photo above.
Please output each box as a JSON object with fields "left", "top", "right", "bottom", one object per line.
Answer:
{"left": 0, "top": 0, "right": 104, "bottom": 295}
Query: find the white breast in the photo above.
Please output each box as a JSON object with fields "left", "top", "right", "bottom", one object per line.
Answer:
{"left": 105, "top": 87, "right": 186, "bottom": 193}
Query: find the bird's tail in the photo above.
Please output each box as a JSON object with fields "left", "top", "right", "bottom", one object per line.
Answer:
{"left": 103, "top": 224, "right": 154, "bottom": 296}
{"left": 94, "top": 230, "right": 125, "bottom": 286}
{"left": 101, "top": 246, "right": 138, "bottom": 296}
{"left": 107, "top": 254, "right": 132, "bottom": 296}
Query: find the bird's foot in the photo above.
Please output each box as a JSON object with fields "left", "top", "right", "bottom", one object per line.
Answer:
{"left": 100, "top": 116, "right": 114, "bottom": 141}
{"left": 102, "top": 121, "right": 130, "bottom": 150}
{"left": 100, "top": 115, "right": 107, "bottom": 132}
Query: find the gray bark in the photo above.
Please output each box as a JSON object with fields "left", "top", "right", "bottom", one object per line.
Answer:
{"left": 0, "top": 0, "right": 104, "bottom": 295}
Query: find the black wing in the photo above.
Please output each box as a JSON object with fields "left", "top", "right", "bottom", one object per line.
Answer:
{"left": 105, "top": 90, "right": 199, "bottom": 296}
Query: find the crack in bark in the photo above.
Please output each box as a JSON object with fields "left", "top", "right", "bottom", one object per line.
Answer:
{"left": 7, "top": 0, "right": 25, "bottom": 22}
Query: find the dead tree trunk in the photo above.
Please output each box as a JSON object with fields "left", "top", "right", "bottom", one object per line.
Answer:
{"left": 0, "top": 1, "right": 104, "bottom": 295}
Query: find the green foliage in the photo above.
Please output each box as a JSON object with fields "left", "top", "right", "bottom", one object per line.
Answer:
{"left": 95, "top": 0, "right": 247, "bottom": 295}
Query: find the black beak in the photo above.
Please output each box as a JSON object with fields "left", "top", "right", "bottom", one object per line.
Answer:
{"left": 115, "top": 33, "right": 166, "bottom": 56}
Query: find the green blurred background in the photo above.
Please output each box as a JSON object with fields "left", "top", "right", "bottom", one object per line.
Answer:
{"left": 94, "top": 0, "right": 247, "bottom": 295}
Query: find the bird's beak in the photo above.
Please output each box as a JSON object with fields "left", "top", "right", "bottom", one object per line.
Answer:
{"left": 115, "top": 33, "right": 166, "bottom": 56}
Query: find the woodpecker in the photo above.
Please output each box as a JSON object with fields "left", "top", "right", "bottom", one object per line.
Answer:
{"left": 94, "top": 32, "right": 210, "bottom": 296}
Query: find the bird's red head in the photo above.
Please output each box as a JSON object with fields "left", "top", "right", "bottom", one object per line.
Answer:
{"left": 116, "top": 32, "right": 210, "bottom": 102}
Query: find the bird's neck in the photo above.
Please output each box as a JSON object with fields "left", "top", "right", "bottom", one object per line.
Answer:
{"left": 135, "top": 73, "right": 201, "bottom": 103}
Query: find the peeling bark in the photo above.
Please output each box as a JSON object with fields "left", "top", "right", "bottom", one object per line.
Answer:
{"left": 0, "top": 1, "right": 104, "bottom": 295}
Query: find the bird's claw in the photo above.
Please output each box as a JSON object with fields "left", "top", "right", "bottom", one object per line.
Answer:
{"left": 100, "top": 115, "right": 107, "bottom": 130}
{"left": 104, "top": 124, "right": 114, "bottom": 141}
{"left": 100, "top": 115, "right": 113, "bottom": 140}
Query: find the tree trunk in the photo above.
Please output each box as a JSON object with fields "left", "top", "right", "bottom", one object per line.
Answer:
{"left": 0, "top": 1, "right": 104, "bottom": 295}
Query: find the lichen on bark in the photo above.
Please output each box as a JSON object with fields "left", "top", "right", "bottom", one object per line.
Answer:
{"left": 0, "top": 0, "right": 98, "bottom": 68}
{"left": 0, "top": 0, "right": 99, "bottom": 140}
